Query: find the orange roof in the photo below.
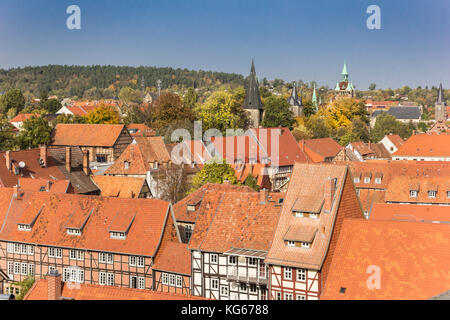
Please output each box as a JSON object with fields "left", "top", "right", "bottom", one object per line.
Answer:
{"left": 321, "top": 219, "right": 450, "bottom": 300}
{"left": 10, "top": 113, "right": 40, "bottom": 123}
{"left": 188, "top": 191, "right": 284, "bottom": 253}
{"left": 171, "top": 140, "right": 212, "bottom": 165}
{"left": 51, "top": 124, "right": 127, "bottom": 147}
{"left": 300, "top": 138, "right": 343, "bottom": 163}
{"left": 370, "top": 203, "right": 450, "bottom": 223}
{"left": 384, "top": 134, "right": 405, "bottom": 149}
{"left": 18, "top": 178, "right": 71, "bottom": 194}
{"left": 153, "top": 241, "right": 191, "bottom": 275}
{"left": 173, "top": 183, "right": 256, "bottom": 223}
{"left": 210, "top": 135, "right": 262, "bottom": 164}
{"left": 265, "top": 163, "right": 362, "bottom": 269}
{"left": 126, "top": 124, "right": 156, "bottom": 137}
{"left": 64, "top": 105, "right": 97, "bottom": 116}
{"left": 393, "top": 132, "right": 450, "bottom": 157}
{"left": 385, "top": 176, "right": 450, "bottom": 204}
{"left": 233, "top": 163, "right": 271, "bottom": 189}
{"left": 92, "top": 176, "right": 146, "bottom": 198}
{"left": 0, "top": 189, "right": 176, "bottom": 256}
{"left": 105, "top": 137, "right": 170, "bottom": 175}
{"left": 24, "top": 279, "right": 205, "bottom": 300}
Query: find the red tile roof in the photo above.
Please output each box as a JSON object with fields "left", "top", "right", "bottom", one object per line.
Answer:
{"left": 370, "top": 203, "right": 450, "bottom": 223}
{"left": 384, "top": 134, "right": 405, "bottom": 149}
{"left": 51, "top": 124, "right": 128, "bottom": 147}
{"left": 321, "top": 219, "right": 450, "bottom": 300}
{"left": 188, "top": 191, "right": 284, "bottom": 253}
{"left": 393, "top": 132, "right": 450, "bottom": 158}
{"left": 299, "top": 138, "right": 343, "bottom": 163}
{"left": 385, "top": 176, "right": 450, "bottom": 204}
{"left": 173, "top": 183, "right": 256, "bottom": 223}
{"left": 153, "top": 241, "right": 191, "bottom": 275}
{"left": 24, "top": 279, "right": 205, "bottom": 300}
{"left": 0, "top": 189, "right": 176, "bottom": 257}
{"left": 10, "top": 113, "right": 40, "bottom": 123}
{"left": 233, "top": 163, "right": 271, "bottom": 190}
{"left": 92, "top": 176, "right": 146, "bottom": 198}
{"left": 18, "top": 178, "right": 71, "bottom": 194}
{"left": 64, "top": 105, "right": 97, "bottom": 116}
{"left": 126, "top": 124, "right": 156, "bottom": 137}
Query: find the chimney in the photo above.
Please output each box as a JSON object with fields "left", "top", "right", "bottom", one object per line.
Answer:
{"left": 6, "top": 151, "right": 11, "bottom": 171}
{"left": 46, "top": 180, "right": 53, "bottom": 192}
{"left": 39, "top": 145, "right": 48, "bottom": 167}
{"left": 82, "top": 150, "right": 90, "bottom": 175}
{"left": 13, "top": 184, "right": 23, "bottom": 200}
{"left": 260, "top": 188, "right": 269, "bottom": 204}
{"left": 65, "top": 147, "right": 72, "bottom": 173}
{"left": 323, "top": 177, "right": 336, "bottom": 213}
{"left": 47, "top": 270, "right": 62, "bottom": 300}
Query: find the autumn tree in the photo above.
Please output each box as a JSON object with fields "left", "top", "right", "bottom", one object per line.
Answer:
{"left": 190, "top": 160, "right": 238, "bottom": 192}
{"left": 0, "top": 89, "right": 25, "bottom": 114}
{"left": 85, "top": 105, "right": 120, "bottom": 124}
{"left": 154, "top": 164, "right": 190, "bottom": 203}
{"left": 119, "top": 87, "right": 143, "bottom": 104}
{"left": 183, "top": 87, "right": 198, "bottom": 109}
{"left": 152, "top": 92, "right": 195, "bottom": 134}
{"left": 261, "top": 96, "right": 295, "bottom": 129}
{"left": 18, "top": 116, "right": 52, "bottom": 149}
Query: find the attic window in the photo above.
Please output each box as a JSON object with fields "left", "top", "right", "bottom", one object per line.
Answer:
{"left": 410, "top": 190, "right": 418, "bottom": 198}
{"left": 187, "top": 205, "right": 196, "bottom": 212}
{"left": 67, "top": 228, "right": 81, "bottom": 236}
{"left": 447, "top": 191, "right": 450, "bottom": 199}
{"left": 39, "top": 186, "right": 46, "bottom": 192}
{"left": 18, "top": 224, "right": 31, "bottom": 232}
{"left": 287, "top": 241, "right": 296, "bottom": 247}
{"left": 354, "top": 177, "right": 360, "bottom": 183}
{"left": 152, "top": 162, "right": 158, "bottom": 169}
{"left": 428, "top": 191, "right": 437, "bottom": 198}
{"left": 340, "top": 288, "right": 346, "bottom": 294}
{"left": 124, "top": 161, "right": 130, "bottom": 170}
{"left": 375, "top": 178, "right": 382, "bottom": 184}
{"left": 110, "top": 231, "right": 126, "bottom": 240}
{"left": 364, "top": 177, "right": 371, "bottom": 184}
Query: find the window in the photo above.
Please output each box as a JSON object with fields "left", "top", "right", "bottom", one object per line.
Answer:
{"left": 364, "top": 177, "right": 371, "bottom": 184}
{"left": 63, "top": 267, "right": 84, "bottom": 283}
{"left": 310, "top": 213, "right": 318, "bottom": 219}
{"left": 124, "top": 161, "right": 130, "bottom": 170}
{"left": 210, "top": 254, "right": 218, "bottom": 263}
{"left": 410, "top": 190, "right": 418, "bottom": 198}
{"left": 228, "top": 256, "right": 237, "bottom": 265}
{"left": 162, "top": 273, "right": 168, "bottom": 285}
{"left": 287, "top": 241, "right": 296, "bottom": 247}
{"left": 137, "top": 257, "right": 145, "bottom": 267}
{"left": 186, "top": 205, "right": 196, "bottom": 212}
{"left": 99, "top": 272, "right": 106, "bottom": 285}
{"left": 294, "top": 211, "right": 304, "bottom": 218}
{"left": 67, "top": 228, "right": 81, "bottom": 236}
{"left": 247, "top": 257, "right": 257, "bottom": 266}
{"left": 249, "top": 284, "right": 257, "bottom": 293}
{"left": 354, "top": 177, "right": 360, "bottom": 183}
{"left": 110, "top": 231, "right": 126, "bottom": 240}
{"left": 21, "top": 263, "right": 28, "bottom": 275}
{"left": 297, "top": 294, "right": 306, "bottom": 300}
{"left": 375, "top": 178, "right": 382, "bottom": 184}
{"left": 129, "top": 256, "right": 136, "bottom": 266}
{"left": 14, "top": 243, "right": 20, "bottom": 253}
{"left": 70, "top": 250, "right": 84, "bottom": 261}
{"left": 176, "top": 275, "right": 182, "bottom": 288}
{"left": 100, "top": 253, "right": 114, "bottom": 264}
{"left": 7, "top": 262, "right": 14, "bottom": 276}
{"left": 152, "top": 162, "right": 158, "bottom": 169}
{"left": 63, "top": 268, "right": 70, "bottom": 282}
{"left": 18, "top": 224, "right": 31, "bottom": 231}
{"left": 340, "top": 287, "right": 346, "bottom": 294}
{"left": 220, "top": 285, "right": 229, "bottom": 297}
{"left": 14, "top": 262, "right": 20, "bottom": 274}
{"left": 107, "top": 273, "right": 114, "bottom": 286}
{"left": 447, "top": 191, "right": 450, "bottom": 199}
{"left": 276, "top": 292, "right": 282, "bottom": 300}
{"left": 240, "top": 283, "right": 247, "bottom": 291}
{"left": 184, "top": 225, "right": 193, "bottom": 240}
{"left": 211, "top": 279, "right": 218, "bottom": 290}
{"left": 297, "top": 268, "right": 306, "bottom": 281}
{"left": 7, "top": 243, "right": 13, "bottom": 253}
{"left": 284, "top": 293, "right": 293, "bottom": 300}
{"left": 428, "top": 191, "right": 437, "bottom": 198}
{"left": 138, "top": 277, "right": 145, "bottom": 289}
{"left": 21, "top": 244, "right": 27, "bottom": 254}
{"left": 27, "top": 245, "right": 34, "bottom": 256}
{"left": 96, "top": 154, "right": 107, "bottom": 163}
{"left": 169, "top": 274, "right": 175, "bottom": 286}
{"left": 301, "top": 242, "right": 310, "bottom": 248}
{"left": 284, "top": 267, "right": 292, "bottom": 280}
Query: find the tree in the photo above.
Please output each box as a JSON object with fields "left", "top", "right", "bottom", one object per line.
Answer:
{"left": 305, "top": 114, "right": 331, "bottom": 139}
{"left": 0, "top": 115, "right": 17, "bottom": 150}
{"left": 42, "top": 98, "right": 62, "bottom": 113}
{"left": 244, "top": 173, "right": 260, "bottom": 192}
{"left": 13, "top": 276, "right": 35, "bottom": 300}
{"left": 195, "top": 90, "right": 248, "bottom": 134}
{"left": 302, "top": 100, "right": 316, "bottom": 117}
{"left": 190, "top": 160, "right": 238, "bottom": 192}
{"left": 0, "top": 89, "right": 25, "bottom": 114}
{"left": 261, "top": 96, "right": 295, "bottom": 129}
{"left": 153, "top": 92, "right": 194, "bottom": 133}
{"left": 153, "top": 164, "right": 189, "bottom": 203}
{"left": 370, "top": 112, "right": 413, "bottom": 142}
{"left": 18, "top": 116, "right": 52, "bottom": 149}
{"left": 183, "top": 87, "right": 198, "bottom": 109}
{"left": 324, "top": 98, "right": 369, "bottom": 131}
{"left": 55, "top": 114, "right": 87, "bottom": 124}
{"left": 119, "top": 87, "right": 143, "bottom": 104}
{"left": 85, "top": 105, "right": 120, "bottom": 124}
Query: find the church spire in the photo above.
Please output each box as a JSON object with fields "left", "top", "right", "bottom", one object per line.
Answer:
{"left": 341, "top": 62, "right": 349, "bottom": 82}
{"left": 437, "top": 83, "right": 446, "bottom": 105}
{"left": 312, "top": 84, "right": 318, "bottom": 110}
{"left": 243, "top": 60, "right": 263, "bottom": 111}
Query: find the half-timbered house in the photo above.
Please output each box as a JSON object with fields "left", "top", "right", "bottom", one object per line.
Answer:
{"left": 189, "top": 190, "right": 284, "bottom": 300}
{"left": 0, "top": 187, "right": 180, "bottom": 295}
{"left": 265, "top": 163, "right": 364, "bottom": 300}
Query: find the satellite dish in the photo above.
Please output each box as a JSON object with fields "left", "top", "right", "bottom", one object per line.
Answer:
{"left": 19, "top": 161, "right": 26, "bottom": 168}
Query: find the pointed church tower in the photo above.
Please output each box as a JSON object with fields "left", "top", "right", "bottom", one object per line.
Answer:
{"left": 243, "top": 60, "right": 264, "bottom": 127}
{"left": 287, "top": 82, "right": 303, "bottom": 117}
{"left": 312, "top": 84, "right": 318, "bottom": 111}
{"left": 435, "top": 83, "right": 447, "bottom": 122}
{"left": 335, "top": 62, "right": 354, "bottom": 98}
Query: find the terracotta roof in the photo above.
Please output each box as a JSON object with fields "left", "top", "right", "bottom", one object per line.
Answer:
{"left": 393, "top": 132, "right": 450, "bottom": 158}
{"left": 63, "top": 105, "right": 97, "bottom": 116}
{"left": 384, "top": 134, "right": 405, "bottom": 149}
{"left": 321, "top": 219, "right": 450, "bottom": 300}
{"left": 10, "top": 113, "right": 40, "bottom": 123}
{"left": 173, "top": 183, "right": 256, "bottom": 223}
{"left": 153, "top": 241, "right": 191, "bottom": 275}
{"left": 385, "top": 176, "right": 450, "bottom": 204}
{"left": 300, "top": 138, "right": 343, "bottom": 163}
{"left": 233, "top": 163, "right": 271, "bottom": 190}
{"left": 126, "top": 124, "right": 156, "bottom": 137}
{"left": 284, "top": 225, "right": 317, "bottom": 243}
{"left": 188, "top": 191, "right": 284, "bottom": 253}
{"left": 210, "top": 135, "right": 262, "bottom": 164}
{"left": 265, "top": 163, "right": 360, "bottom": 269}
{"left": 170, "top": 140, "right": 213, "bottom": 165}
{"left": 370, "top": 203, "right": 450, "bottom": 223}
{"left": 18, "top": 178, "right": 71, "bottom": 194}
{"left": 24, "top": 279, "right": 205, "bottom": 300}
{"left": 92, "top": 176, "right": 146, "bottom": 198}
{"left": 51, "top": 124, "right": 127, "bottom": 147}
{"left": 0, "top": 189, "right": 175, "bottom": 257}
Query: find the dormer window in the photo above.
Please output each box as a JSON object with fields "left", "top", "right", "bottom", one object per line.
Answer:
{"left": 309, "top": 213, "right": 319, "bottom": 220}
{"left": 364, "top": 177, "right": 371, "bottom": 184}
{"left": 354, "top": 177, "right": 360, "bottom": 183}
{"left": 301, "top": 242, "right": 310, "bottom": 248}
{"left": 124, "top": 161, "right": 130, "bottom": 170}
{"left": 375, "top": 178, "right": 382, "bottom": 184}
{"left": 428, "top": 191, "right": 437, "bottom": 198}
{"left": 410, "top": 190, "right": 418, "bottom": 198}
{"left": 110, "top": 231, "right": 126, "bottom": 240}
{"left": 67, "top": 228, "right": 81, "bottom": 236}
{"left": 18, "top": 224, "right": 31, "bottom": 231}
{"left": 294, "top": 211, "right": 303, "bottom": 218}
{"left": 187, "top": 205, "right": 196, "bottom": 212}
{"left": 447, "top": 191, "right": 450, "bottom": 199}
{"left": 287, "top": 241, "right": 296, "bottom": 247}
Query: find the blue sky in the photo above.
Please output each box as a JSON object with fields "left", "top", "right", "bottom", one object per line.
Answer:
{"left": 0, "top": 0, "right": 449, "bottom": 89}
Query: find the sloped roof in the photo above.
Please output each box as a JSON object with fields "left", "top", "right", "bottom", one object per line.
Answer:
{"left": 92, "top": 176, "right": 146, "bottom": 198}
{"left": 0, "top": 189, "right": 174, "bottom": 257}
{"left": 10, "top": 113, "right": 40, "bottom": 123}
{"left": 153, "top": 241, "right": 191, "bottom": 275}
{"left": 18, "top": 178, "right": 70, "bottom": 194}
{"left": 384, "top": 134, "right": 405, "bottom": 149}
{"left": 321, "top": 219, "right": 450, "bottom": 300}
{"left": 51, "top": 124, "right": 127, "bottom": 147}
{"left": 385, "top": 176, "right": 450, "bottom": 204}
{"left": 300, "top": 138, "right": 343, "bottom": 163}
{"left": 188, "top": 191, "right": 284, "bottom": 253}
{"left": 370, "top": 203, "right": 450, "bottom": 223}
{"left": 372, "top": 106, "right": 421, "bottom": 120}
{"left": 393, "top": 132, "right": 450, "bottom": 157}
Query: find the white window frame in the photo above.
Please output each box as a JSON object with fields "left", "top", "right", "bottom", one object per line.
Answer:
{"left": 297, "top": 294, "right": 306, "bottom": 300}
{"left": 249, "top": 284, "right": 257, "bottom": 293}
{"left": 14, "top": 262, "right": 20, "bottom": 274}
{"left": 287, "top": 241, "right": 296, "bottom": 247}
{"left": 138, "top": 277, "right": 145, "bottom": 289}
{"left": 169, "top": 274, "right": 175, "bottom": 286}
{"left": 211, "top": 279, "right": 218, "bottom": 290}
{"left": 428, "top": 191, "right": 437, "bottom": 198}
{"left": 137, "top": 256, "right": 145, "bottom": 267}
{"left": 99, "top": 272, "right": 106, "bottom": 285}
{"left": 354, "top": 177, "right": 360, "bottom": 183}
{"left": 7, "top": 261, "right": 14, "bottom": 276}
{"left": 110, "top": 231, "right": 126, "bottom": 240}
{"left": 21, "top": 263, "right": 28, "bottom": 275}
{"left": 297, "top": 268, "right": 306, "bottom": 281}
{"left": 14, "top": 243, "right": 20, "bottom": 253}
{"left": 375, "top": 178, "right": 382, "bottom": 184}
{"left": 21, "top": 244, "right": 27, "bottom": 254}
{"left": 247, "top": 257, "right": 257, "bottom": 266}
{"left": 129, "top": 256, "right": 137, "bottom": 266}
{"left": 107, "top": 273, "right": 114, "bottom": 286}
{"left": 284, "top": 267, "right": 292, "bottom": 280}
{"left": 228, "top": 256, "right": 237, "bottom": 265}
{"left": 210, "top": 254, "right": 218, "bottom": 263}
{"left": 410, "top": 190, "right": 418, "bottom": 198}
{"left": 7, "top": 243, "right": 13, "bottom": 253}
{"left": 27, "top": 245, "right": 34, "bottom": 256}
{"left": 284, "top": 293, "right": 293, "bottom": 300}
{"left": 220, "top": 285, "right": 229, "bottom": 297}
{"left": 162, "top": 273, "right": 168, "bottom": 285}
{"left": 176, "top": 275, "right": 182, "bottom": 288}
{"left": 364, "top": 177, "right": 370, "bottom": 184}
{"left": 301, "top": 242, "right": 310, "bottom": 248}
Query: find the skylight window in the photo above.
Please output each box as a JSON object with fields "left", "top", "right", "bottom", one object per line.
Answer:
{"left": 410, "top": 190, "right": 418, "bottom": 198}
{"left": 67, "top": 228, "right": 81, "bottom": 236}
{"left": 18, "top": 224, "right": 31, "bottom": 231}
{"left": 110, "top": 231, "right": 126, "bottom": 240}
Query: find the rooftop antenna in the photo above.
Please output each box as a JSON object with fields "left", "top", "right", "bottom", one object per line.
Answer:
{"left": 157, "top": 79, "right": 162, "bottom": 97}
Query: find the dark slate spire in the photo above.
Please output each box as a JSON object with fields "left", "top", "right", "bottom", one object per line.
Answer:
{"left": 437, "top": 83, "right": 446, "bottom": 105}
{"left": 287, "top": 83, "right": 302, "bottom": 107}
{"left": 243, "top": 60, "right": 263, "bottom": 110}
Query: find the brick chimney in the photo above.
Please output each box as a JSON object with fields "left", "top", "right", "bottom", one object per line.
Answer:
{"left": 13, "top": 184, "right": 22, "bottom": 200}
{"left": 260, "top": 188, "right": 269, "bottom": 204}
{"left": 5, "top": 151, "right": 11, "bottom": 172}
{"left": 46, "top": 180, "right": 53, "bottom": 192}
{"left": 65, "top": 147, "right": 71, "bottom": 173}
{"left": 39, "top": 145, "right": 48, "bottom": 167}
{"left": 323, "top": 177, "right": 336, "bottom": 213}
{"left": 47, "top": 270, "right": 62, "bottom": 300}
{"left": 82, "top": 150, "right": 90, "bottom": 175}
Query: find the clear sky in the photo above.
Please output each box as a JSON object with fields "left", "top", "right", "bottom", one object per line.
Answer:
{"left": 0, "top": 0, "right": 449, "bottom": 89}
